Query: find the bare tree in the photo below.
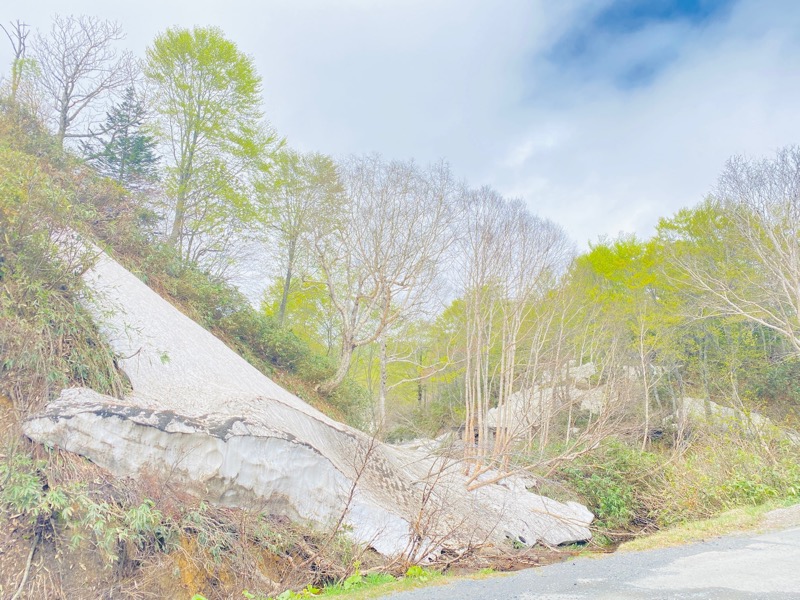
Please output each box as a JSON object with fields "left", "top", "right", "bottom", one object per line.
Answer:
{"left": 1, "top": 20, "right": 31, "bottom": 104}
{"left": 455, "top": 188, "right": 572, "bottom": 477}
{"left": 667, "top": 147, "right": 800, "bottom": 355}
{"left": 313, "top": 155, "right": 457, "bottom": 396}
{"left": 33, "top": 15, "right": 133, "bottom": 146}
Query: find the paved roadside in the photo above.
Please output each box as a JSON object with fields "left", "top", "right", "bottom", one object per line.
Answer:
{"left": 385, "top": 526, "right": 800, "bottom": 599}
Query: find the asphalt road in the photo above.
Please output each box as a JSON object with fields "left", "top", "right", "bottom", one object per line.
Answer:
{"left": 387, "top": 526, "right": 800, "bottom": 599}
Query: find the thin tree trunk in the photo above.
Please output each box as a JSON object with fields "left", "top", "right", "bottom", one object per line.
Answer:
{"left": 640, "top": 320, "right": 651, "bottom": 451}
{"left": 377, "top": 335, "right": 387, "bottom": 427}
{"left": 277, "top": 239, "right": 296, "bottom": 325}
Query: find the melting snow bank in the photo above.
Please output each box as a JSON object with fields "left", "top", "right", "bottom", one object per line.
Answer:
{"left": 23, "top": 245, "right": 592, "bottom": 557}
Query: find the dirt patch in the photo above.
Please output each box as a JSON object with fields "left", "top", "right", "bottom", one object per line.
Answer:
{"left": 0, "top": 394, "right": 19, "bottom": 443}
{"left": 761, "top": 503, "right": 800, "bottom": 531}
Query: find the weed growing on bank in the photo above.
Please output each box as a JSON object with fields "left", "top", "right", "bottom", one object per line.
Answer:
{"left": 556, "top": 427, "right": 800, "bottom": 543}
{"left": 0, "top": 144, "right": 127, "bottom": 418}
{"left": 0, "top": 442, "right": 396, "bottom": 598}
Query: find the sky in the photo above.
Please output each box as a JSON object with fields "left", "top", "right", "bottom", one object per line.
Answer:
{"left": 3, "top": 0, "right": 800, "bottom": 248}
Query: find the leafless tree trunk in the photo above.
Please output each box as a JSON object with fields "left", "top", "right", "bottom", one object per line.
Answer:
{"left": 455, "top": 188, "right": 572, "bottom": 479}
{"left": 313, "top": 155, "right": 457, "bottom": 394}
{"left": 1, "top": 20, "right": 30, "bottom": 104}
{"left": 377, "top": 333, "right": 388, "bottom": 426}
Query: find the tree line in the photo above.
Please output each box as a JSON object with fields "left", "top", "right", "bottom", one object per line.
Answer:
{"left": 3, "top": 15, "right": 799, "bottom": 475}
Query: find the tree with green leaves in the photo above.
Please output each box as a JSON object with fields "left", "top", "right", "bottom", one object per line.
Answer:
{"left": 144, "top": 26, "right": 278, "bottom": 266}
{"left": 263, "top": 150, "right": 343, "bottom": 325}
{"left": 573, "top": 235, "right": 675, "bottom": 448}
{"left": 657, "top": 190, "right": 800, "bottom": 416}
{"left": 678, "top": 148, "right": 800, "bottom": 355}
{"left": 81, "top": 86, "right": 158, "bottom": 189}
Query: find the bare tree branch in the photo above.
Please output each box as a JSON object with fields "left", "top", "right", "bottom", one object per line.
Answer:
{"left": 33, "top": 15, "right": 134, "bottom": 146}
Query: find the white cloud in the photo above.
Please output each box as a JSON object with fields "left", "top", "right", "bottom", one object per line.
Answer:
{"left": 2, "top": 0, "right": 799, "bottom": 249}
{"left": 485, "top": 0, "right": 800, "bottom": 245}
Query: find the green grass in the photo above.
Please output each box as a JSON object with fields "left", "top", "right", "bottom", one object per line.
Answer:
{"left": 239, "top": 566, "right": 508, "bottom": 600}
{"left": 618, "top": 499, "right": 795, "bottom": 552}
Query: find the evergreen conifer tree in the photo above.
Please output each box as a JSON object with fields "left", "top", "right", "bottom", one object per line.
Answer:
{"left": 82, "top": 86, "right": 159, "bottom": 189}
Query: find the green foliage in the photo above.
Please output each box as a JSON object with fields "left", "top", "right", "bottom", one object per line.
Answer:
{"left": 557, "top": 429, "right": 800, "bottom": 539}
{"left": 245, "top": 586, "right": 320, "bottom": 600}
{"left": 656, "top": 431, "right": 800, "bottom": 523}
{"left": 404, "top": 565, "right": 433, "bottom": 581}
{"left": 571, "top": 234, "right": 680, "bottom": 366}
{"left": 752, "top": 357, "right": 800, "bottom": 418}
{"left": 340, "top": 571, "right": 363, "bottom": 590}
{"left": 262, "top": 277, "right": 339, "bottom": 357}
{"left": 0, "top": 455, "right": 49, "bottom": 517}
{"left": 316, "top": 565, "right": 397, "bottom": 597}
{"left": 258, "top": 149, "right": 343, "bottom": 326}
{"left": 181, "top": 501, "right": 238, "bottom": 562}
{"left": 145, "top": 25, "right": 279, "bottom": 262}
{"left": 559, "top": 440, "right": 659, "bottom": 531}
{"left": 246, "top": 569, "right": 395, "bottom": 599}
{"left": 222, "top": 306, "right": 335, "bottom": 384}
{"left": 0, "top": 141, "right": 126, "bottom": 411}
{"left": 0, "top": 98, "right": 63, "bottom": 161}
{"left": 0, "top": 451, "right": 173, "bottom": 566}
{"left": 654, "top": 200, "right": 800, "bottom": 416}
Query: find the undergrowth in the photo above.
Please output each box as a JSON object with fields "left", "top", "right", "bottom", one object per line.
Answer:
{"left": 0, "top": 143, "right": 127, "bottom": 417}
{"left": 556, "top": 428, "right": 800, "bottom": 543}
{"left": 0, "top": 443, "right": 391, "bottom": 598}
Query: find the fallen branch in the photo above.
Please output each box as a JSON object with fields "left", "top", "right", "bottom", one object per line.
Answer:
{"left": 11, "top": 529, "right": 39, "bottom": 600}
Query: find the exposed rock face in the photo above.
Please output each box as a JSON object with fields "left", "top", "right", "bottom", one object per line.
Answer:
{"left": 23, "top": 247, "right": 593, "bottom": 556}
{"left": 678, "top": 397, "right": 799, "bottom": 444}
{"left": 486, "top": 363, "right": 609, "bottom": 434}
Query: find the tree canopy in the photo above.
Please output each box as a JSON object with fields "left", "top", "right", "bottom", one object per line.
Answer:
{"left": 144, "top": 25, "right": 278, "bottom": 267}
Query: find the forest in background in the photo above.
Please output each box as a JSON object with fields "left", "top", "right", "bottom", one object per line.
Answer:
{"left": 1, "top": 15, "right": 799, "bottom": 599}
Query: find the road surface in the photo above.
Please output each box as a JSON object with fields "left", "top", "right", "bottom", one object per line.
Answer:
{"left": 388, "top": 526, "right": 800, "bottom": 599}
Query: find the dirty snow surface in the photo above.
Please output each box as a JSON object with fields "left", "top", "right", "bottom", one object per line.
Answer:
{"left": 24, "top": 246, "right": 593, "bottom": 557}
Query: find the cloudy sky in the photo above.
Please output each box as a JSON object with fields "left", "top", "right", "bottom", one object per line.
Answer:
{"left": 3, "top": 0, "right": 800, "bottom": 247}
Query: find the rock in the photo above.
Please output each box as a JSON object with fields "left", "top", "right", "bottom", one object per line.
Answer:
{"left": 678, "top": 397, "right": 799, "bottom": 444}
{"left": 569, "top": 361, "right": 598, "bottom": 388}
{"left": 23, "top": 244, "right": 593, "bottom": 556}
{"left": 486, "top": 379, "right": 610, "bottom": 434}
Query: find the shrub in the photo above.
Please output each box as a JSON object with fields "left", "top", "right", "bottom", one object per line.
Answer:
{"left": 556, "top": 425, "right": 800, "bottom": 539}
{"left": 656, "top": 429, "right": 800, "bottom": 523}
{"left": 0, "top": 451, "right": 173, "bottom": 567}
{"left": 0, "top": 146, "right": 126, "bottom": 414}
{"left": 558, "top": 439, "right": 659, "bottom": 532}
{"left": 752, "top": 358, "right": 800, "bottom": 420}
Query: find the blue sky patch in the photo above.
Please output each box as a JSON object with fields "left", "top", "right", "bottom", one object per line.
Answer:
{"left": 545, "top": 0, "right": 736, "bottom": 89}
{"left": 594, "top": 0, "right": 735, "bottom": 34}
